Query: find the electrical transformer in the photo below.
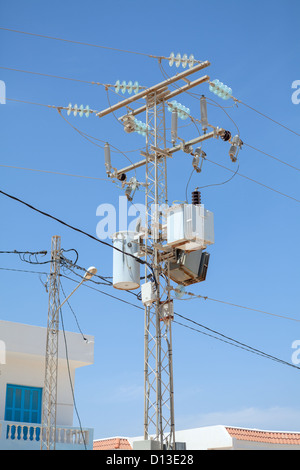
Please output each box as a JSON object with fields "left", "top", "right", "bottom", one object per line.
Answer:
{"left": 166, "top": 203, "right": 214, "bottom": 252}
{"left": 112, "top": 231, "right": 140, "bottom": 290}
{"left": 169, "top": 249, "right": 210, "bottom": 286}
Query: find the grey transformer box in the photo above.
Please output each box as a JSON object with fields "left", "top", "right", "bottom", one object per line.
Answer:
{"left": 169, "top": 248, "right": 210, "bottom": 286}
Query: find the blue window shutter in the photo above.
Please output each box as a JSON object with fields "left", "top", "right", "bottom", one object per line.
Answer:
{"left": 5, "top": 384, "right": 42, "bottom": 424}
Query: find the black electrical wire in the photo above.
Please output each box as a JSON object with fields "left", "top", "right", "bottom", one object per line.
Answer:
{"left": 0, "top": 188, "right": 157, "bottom": 283}
{"left": 0, "top": 266, "right": 48, "bottom": 275}
{"left": 59, "top": 280, "right": 88, "bottom": 341}
{"left": 0, "top": 250, "right": 47, "bottom": 255}
{"left": 174, "top": 312, "right": 300, "bottom": 371}
{"left": 60, "top": 273, "right": 143, "bottom": 311}
{"left": 196, "top": 161, "right": 240, "bottom": 191}
{"left": 1, "top": 260, "right": 299, "bottom": 373}
{"left": 64, "top": 272, "right": 300, "bottom": 372}
{"left": 59, "top": 306, "right": 88, "bottom": 450}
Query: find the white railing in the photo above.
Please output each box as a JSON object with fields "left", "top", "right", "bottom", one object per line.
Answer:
{"left": 6, "top": 423, "right": 40, "bottom": 441}
{"left": 0, "top": 421, "right": 92, "bottom": 450}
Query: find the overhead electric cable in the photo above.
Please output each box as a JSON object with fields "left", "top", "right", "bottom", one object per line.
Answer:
{"left": 0, "top": 163, "right": 109, "bottom": 181}
{"left": 159, "top": 62, "right": 300, "bottom": 174}
{"left": 59, "top": 280, "right": 87, "bottom": 341}
{"left": 243, "top": 142, "right": 300, "bottom": 172}
{"left": 0, "top": 66, "right": 109, "bottom": 87}
{"left": 57, "top": 110, "right": 137, "bottom": 171}
{"left": 237, "top": 99, "right": 300, "bottom": 138}
{"left": 57, "top": 274, "right": 300, "bottom": 372}
{"left": 0, "top": 249, "right": 47, "bottom": 255}
{"left": 205, "top": 158, "right": 300, "bottom": 204}
{"left": 0, "top": 27, "right": 164, "bottom": 60}
{"left": 1, "top": 261, "right": 298, "bottom": 371}
{"left": 2, "top": 260, "right": 298, "bottom": 324}
{"left": 6, "top": 96, "right": 300, "bottom": 204}
{"left": 173, "top": 312, "right": 300, "bottom": 371}
{"left": 61, "top": 273, "right": 143, "bottom": 310}
{"left": 0, "top": 266, "right": 48, "bottom": 275}
{"left": 59, "top": 306, "right": 87, "bottom": 450}
{"left": 0, "top": 188, "right": 154, "bottom": 276}
{"left": 175, "top": 289, "right": 300, "bottom": 323}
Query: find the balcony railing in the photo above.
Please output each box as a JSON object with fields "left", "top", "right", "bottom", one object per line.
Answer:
{"left": 0, "top": 420, "right": 93, "bottom": 450}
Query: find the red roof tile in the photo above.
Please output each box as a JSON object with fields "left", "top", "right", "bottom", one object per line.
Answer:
{"left": 93, "top": 437, "right": 132, "bottom": 450}
{"left": 226, "top": 427, "right": 300, "bottom": 445}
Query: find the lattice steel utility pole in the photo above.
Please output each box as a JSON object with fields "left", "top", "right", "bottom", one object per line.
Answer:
{"left": 41, "top": 235, "right": 61, "bottom": 450}
{"left": 40, "top": 236, "right": 97, "bottom": 450}
{"left": 92, "top": 58, "right": 231, "bottom": 448}
{"left": 143, "top": 90, "right": 175, "bottom": 449}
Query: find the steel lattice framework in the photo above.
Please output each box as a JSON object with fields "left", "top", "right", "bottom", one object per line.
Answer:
{"left": 95, "top": 59, "right": 221, "bottom": 449}
{"left": 40, "top": 235, "right": 61, "bottom": 450}
{"left": 143, "top": 92, "right": 175, "bottom": 449}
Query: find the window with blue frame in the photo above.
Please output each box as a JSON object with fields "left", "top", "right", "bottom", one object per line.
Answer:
{"left": 5, "top": 384, "right": 42, "bottom": 423}
{"left": 5, "top": 384, "right": 43, "bottom": 440}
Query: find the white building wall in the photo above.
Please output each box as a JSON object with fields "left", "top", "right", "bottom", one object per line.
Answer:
{"left": 56, "top": 361, "right": 76, "bottom": 426}
{"left": 130, "top": 426, "right": 300, "bottom": 450}
{"left": 0, "top": 352, "right": 44, "bottom": 421}
{"left": 0, "top": 320, "right": 94, "bottom": 427}
{"left": 174, "top": 425, "right": 234, "bottom": 450}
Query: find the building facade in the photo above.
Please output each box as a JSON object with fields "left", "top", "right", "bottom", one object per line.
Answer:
{"left": 94, "top": 425, "right": 300, "bottom": 450}
{"left": 0, "top": 320, "right": 94, "bottom": 450}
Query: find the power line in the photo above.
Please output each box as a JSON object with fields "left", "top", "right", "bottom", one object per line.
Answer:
{"left": 1, "top": 259, "right": 298, "bottom": 372}
{"left": 5, "top": 57, "right": 299, "bottom": 175}
{"left": 2, "top": 259, "right": 298, "bottom": 325}
{"left": 0, "top": 266, "right": 48, "bottom": 275}
{"left": 59, "top": 274, "right": 300, "bottom": 372}
{"left": 0, "top": 246, "right": 140, "bottom": 299}
{"left": 0, "top": 163, "right": 109, "bottom": 181}
{"left": 61, "top": 270, "right": 300, "bottom": 371}
{"left": 5, "top": 96, "right": 300, "bottom": 205}
{"left": 237, "top": 99, "right": 300, "bottom": 139}
{"left": 0, "top": 188, "right": 154, "bottom": 275}
{"left": 59, "top": 280, "right": 88, "bottom": 342}
{"left": 0, "top": 66, "right": 148, "bottom": 94}
{"left": 159, "top": 62, "right": 300, "bottom": 176}
{"left": 57, "top": 110, "right": 138, "bottom": 171}
{"left": 59, "top": 305, "right": 87, "bottom": 450}
{"left": 175, "top": 289, "right": 300, "bottom": 323}
{"left": 0, "top": 27, "right": 163, "bottom": 60}
{"left": 61, "top": 273, "right": 143, "bottom": 311}
{"left": 0, "top": 249, "right": 47, "bottom": 255}
{"left": 0, "top": 66, "right": 109, "bottom": 87}
{"left": 6, "top": 97, "right": 58, "bottom": 109}
{"left": 243, "top": 142, "right": 300, "bottom": 173}
{"left": 173, "top": 312, "right": 300, "bottom": 371}
{"left": 205, "top": 157, "right": 300, "bottom": 204}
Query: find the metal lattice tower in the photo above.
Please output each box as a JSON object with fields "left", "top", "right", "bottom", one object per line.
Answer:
{"left": 143, "top": 92, "right": 175, "bottom": 448}
{"left": 95, "top": 59, "right": 227, "bottom": 449}
{"left": 40, "top": 235, "right": 61, "bottom": 450}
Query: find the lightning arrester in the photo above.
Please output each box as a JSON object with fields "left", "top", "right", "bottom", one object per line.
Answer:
{"left": 104, "top": 142, "right": 112, "bottom": 175}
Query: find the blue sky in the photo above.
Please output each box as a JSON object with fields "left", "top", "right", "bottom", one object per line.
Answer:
{"left": 1, "top": 0, "right": 300, "bottom": 440}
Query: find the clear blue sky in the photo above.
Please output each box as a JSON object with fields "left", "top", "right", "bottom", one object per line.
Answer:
{"left": 1, "top": 0, "right": 300, "bottom": 440}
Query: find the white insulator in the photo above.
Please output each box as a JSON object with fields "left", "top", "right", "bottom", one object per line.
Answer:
{"left": 169, "top": 52, "right": 175, "bottom": 67}
{"left": 175, "top": 53, "right": 181, "bottom": 67}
